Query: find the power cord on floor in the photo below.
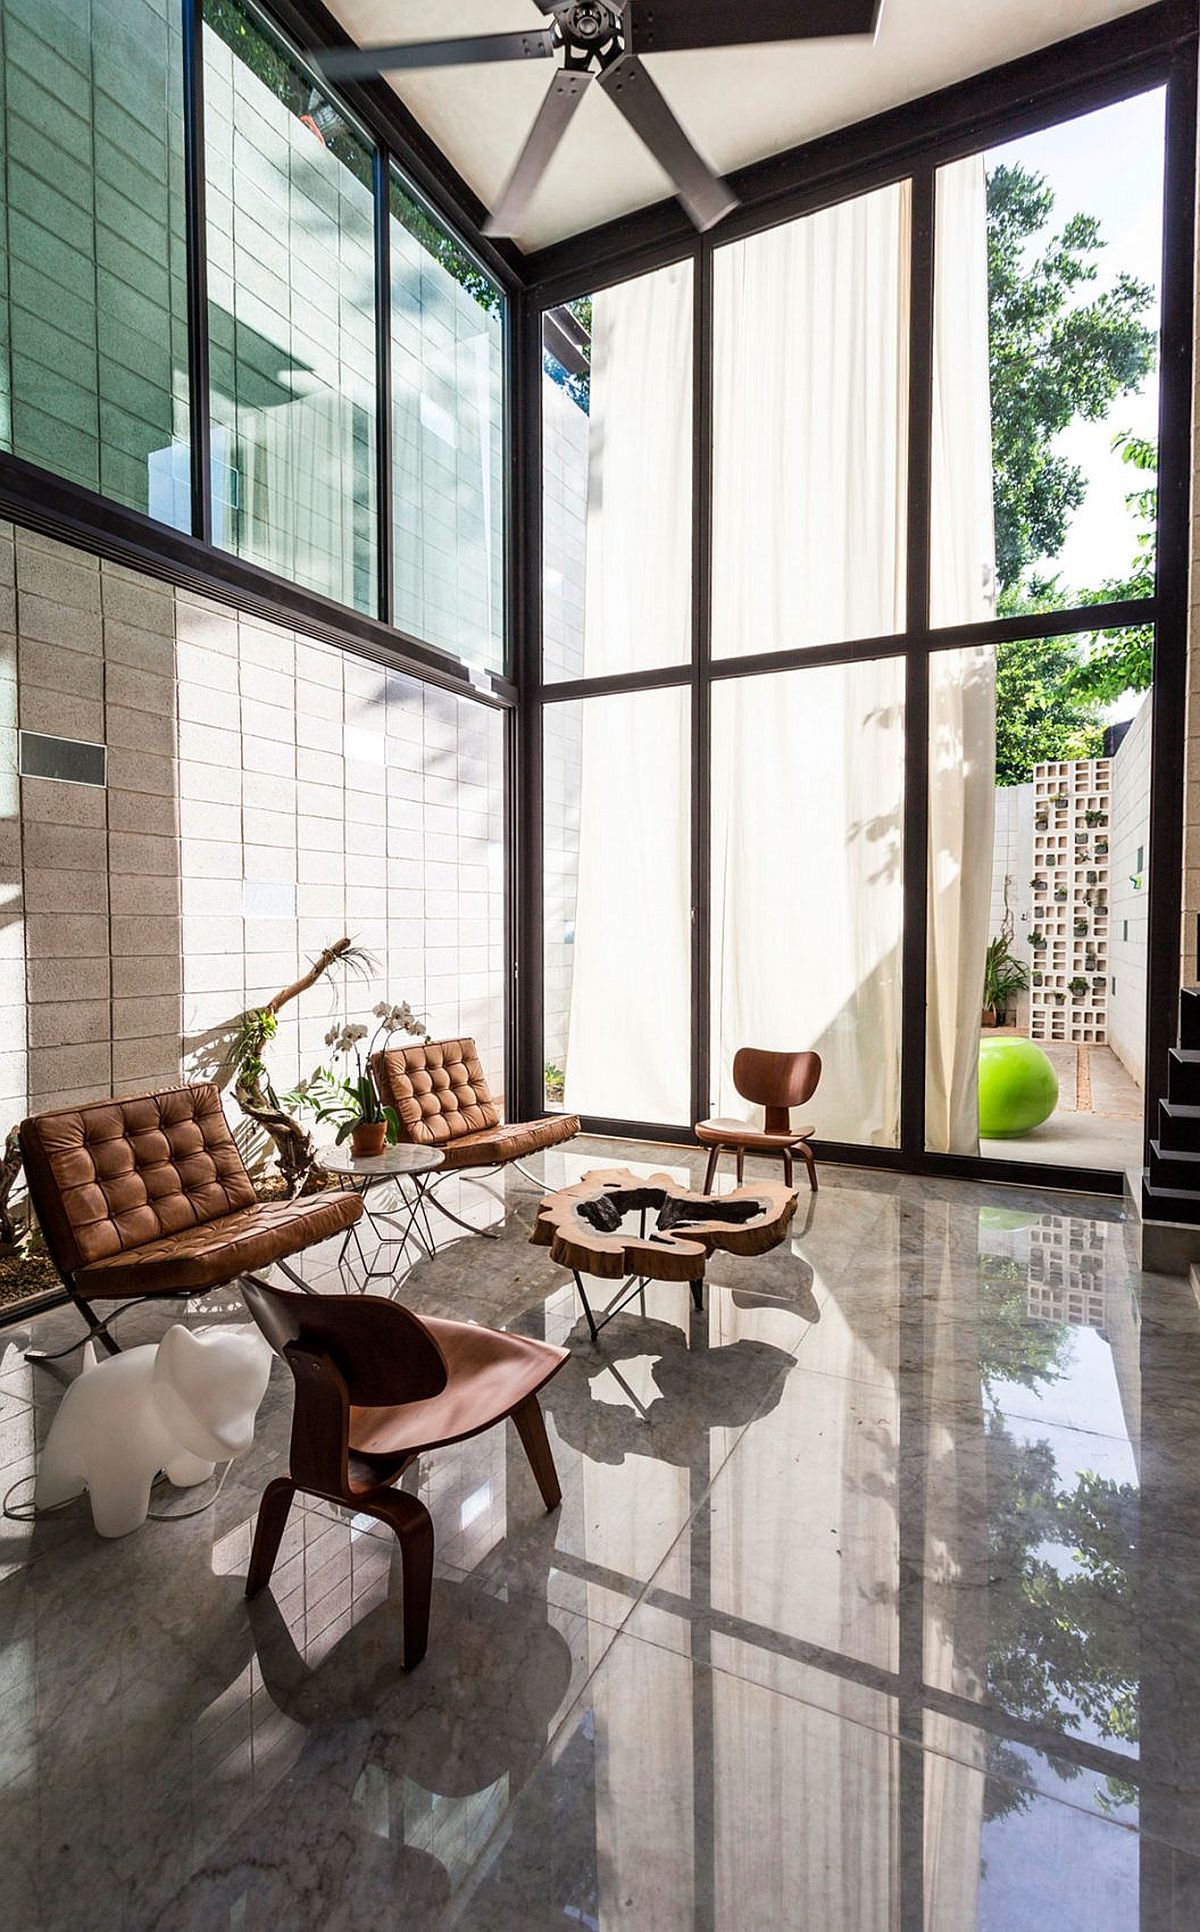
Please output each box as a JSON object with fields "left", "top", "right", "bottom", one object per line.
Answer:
{"left": 2, "top": 1459, "right": 235, "bottom": 1524}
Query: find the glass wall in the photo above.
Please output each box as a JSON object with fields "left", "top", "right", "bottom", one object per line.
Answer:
{"left": 0, "top": 0, "right": 189, "bottom": 520}
{"left": 711, "top": 661, "right": 906, "bottom": 1148}
{"left": 543, "top": 688, "right": 691, "bottom": 1123}
{"left": 537, "top": 80, "right": 1172, "bottom": 1182}
{"left": 712, "top": 182, "right": 910, "bottom": 658}
{"left": 931, "top": 92, "right": 1165, "bottom": 629}
{"left": 929, "top": 633, "right": 1151, "bottom": 1169}
{"left": 0, "top": 0, "right": 509, "bottom": 675}
{"left": 203, "top": 0, "right": 377, "bottom": 612}
{"left": 390, "top": 174, "right": 504, "bottom": 672}
{"left": 542, "top": 261, "right": 693, "bottom": 684}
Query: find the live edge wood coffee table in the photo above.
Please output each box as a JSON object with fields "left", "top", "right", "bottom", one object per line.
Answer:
{"left": 531, "top": 1166, "right": 798, "bottom": 1342}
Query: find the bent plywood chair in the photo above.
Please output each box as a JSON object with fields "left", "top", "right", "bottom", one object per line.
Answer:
{"left": 694, "top": 1048, "right": 822, "bottom": 1193}
{"left": 239, "top": 1276, "right": 568, "bottom": 1667}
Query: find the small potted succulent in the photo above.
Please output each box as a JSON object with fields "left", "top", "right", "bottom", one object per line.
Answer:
{"left": 1069, "top": 976, "right": 1089, "bottom": 1000}
{"left": 1074, "top": 916, "right": 1088, "bottom": 936}
{"left": 1054, "top": 885, "right": 1068, "bottom": 903}
{"left": 1029, "top": 929, "right": 1046, "bottom": 949}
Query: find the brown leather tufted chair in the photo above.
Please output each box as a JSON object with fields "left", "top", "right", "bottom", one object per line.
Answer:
{"left": 19, "top": 1084, "right": 363, "bottom": 1355}
{"left": 371, "top": 1039, "right": 579, "bottom": 1229}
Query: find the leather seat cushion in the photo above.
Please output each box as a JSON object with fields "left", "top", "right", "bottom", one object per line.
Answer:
{"left": 349, "top": 1315, "right": 567, "bottom": 1465}
{"left": 73, "top": 1191, "right": 363, "bottom": 1299}
{"left": 436, "top": 1113, "right": 581, "bottom": 1170}
{"left": 694, "top": 1116, "right": 814, "bottom": 1150}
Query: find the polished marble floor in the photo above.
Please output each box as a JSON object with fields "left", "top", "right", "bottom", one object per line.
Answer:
{"left": 2, "top": 1139, "right": 1199, "bottom": 1930}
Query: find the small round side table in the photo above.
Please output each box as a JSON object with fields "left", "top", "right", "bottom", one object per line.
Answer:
{"left": 317, "top": 1143, "right": 445, "bottom": 1286}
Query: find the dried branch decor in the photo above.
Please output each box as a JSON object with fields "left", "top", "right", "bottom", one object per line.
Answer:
{"left": 232, "top": 936, "right": 374, "bottom": 1196}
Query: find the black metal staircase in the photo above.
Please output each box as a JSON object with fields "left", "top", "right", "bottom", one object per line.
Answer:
{"left": 1144, "top": 988, "right": 1200, "bottom": 1223}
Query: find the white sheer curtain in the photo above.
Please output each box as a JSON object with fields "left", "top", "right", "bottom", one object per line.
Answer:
{"left": 710, "top": 184, "right": 910, "bottom": 1143}
{"left": 927, "top": 157, "right": 998, "bottom": 1155}
{"left": 562, "top": 263, "right": 694, "bottom": 1124}
{"left": 564, "top": 173, "right": 995, "bottom": 1146}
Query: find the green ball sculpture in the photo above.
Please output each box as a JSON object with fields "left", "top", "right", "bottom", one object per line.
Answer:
{"left": 978, "top": 1035, "right": 1059, "bottom": 1138}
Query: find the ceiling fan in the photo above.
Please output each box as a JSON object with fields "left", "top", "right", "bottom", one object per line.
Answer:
{"left": 315, "top": 2, "right": 883, "bottom": 238}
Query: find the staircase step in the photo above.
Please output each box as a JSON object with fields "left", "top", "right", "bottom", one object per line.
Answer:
{"left": 1142, "top": 1179, "right": 1200, "bottom": 1227}
{"left": 1168, "top": 1049, "right": 1200, "bottom": 1105}
{"left": 1149, "top": 1141, "right": 1200, "bottom": 1192}
{"left": 1159, "top": 1099, "right": 1200, "bottom": 1152}
{"left": 1180, "top": 987, "right": 1200, "bottom": 1052}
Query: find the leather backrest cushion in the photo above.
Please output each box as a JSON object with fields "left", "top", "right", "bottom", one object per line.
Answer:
{"left": 20, "top": 1084, "right": 257, "bottom": 1275}
{"left": 372, "top": 1039, "right": 500, "bottom": 1147}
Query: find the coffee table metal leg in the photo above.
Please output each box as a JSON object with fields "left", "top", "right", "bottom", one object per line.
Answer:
{"left": 572, "top": 1270, "right": 600, "bottom": 1344}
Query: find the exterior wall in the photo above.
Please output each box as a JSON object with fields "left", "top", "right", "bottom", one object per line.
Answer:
{"left": 1027, "top": 758, "right": 1111, "bottom": 1046}
{"left": 1108, "top": 694, "right": 1152, "bottom": 1087}
{"left": 988, "top": 782, "right": 1033, "bottom": 1027}
{"left": 0, "top": 516, "right": 505, "bottom": 1157}
{"left": 541, "top": 374, "right": 588, "bottom": 1085}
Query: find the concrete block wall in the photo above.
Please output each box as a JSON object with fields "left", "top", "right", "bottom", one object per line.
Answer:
{"left": 1109, "top": 694, "right": 1152, "bottom": 1086}
{"left": 0, "top": 0, "right": 188, "bottom": 520}
{"left": 988, "top": 783, "right": 1033, "bottom": 1028}
{"left": 0, "top": 517, "right": 504, "bottom": 1158}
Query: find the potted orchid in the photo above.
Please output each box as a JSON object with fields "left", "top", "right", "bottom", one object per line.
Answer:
{"left": 288, "top": 1000, "right": 429, "bottom": 1159}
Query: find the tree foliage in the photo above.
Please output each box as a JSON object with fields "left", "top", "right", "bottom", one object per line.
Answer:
{"left": 988, "top": 162, "right": 1156, "bottom": 606}
{"left": 1064, "top": 432, "right": 1157, "bottom": 707}
{"left": 994, "top": 633, "right": 1104, "bottom": 786}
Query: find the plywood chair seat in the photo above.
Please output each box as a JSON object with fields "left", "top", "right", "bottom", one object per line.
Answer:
{"left": 694, "top": 1116, "right": 816, "bottom": 1153}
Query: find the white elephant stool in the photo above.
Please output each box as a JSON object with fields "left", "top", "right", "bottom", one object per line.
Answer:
{"left": 36, "top": 1323, "right": 273, "bottom": 1537}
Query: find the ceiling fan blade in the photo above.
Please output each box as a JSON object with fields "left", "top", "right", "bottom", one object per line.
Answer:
{"left": 627, "top": 0, "right": 881, "bottom": 55}
{"left": 484, "top": 71, "right": 592, "bottom": 238}
{"left": 316, "top": 28, "right": 557, "bottom": 83}
{"left": 598, "top": 53, "right": 735, "bottom": 231}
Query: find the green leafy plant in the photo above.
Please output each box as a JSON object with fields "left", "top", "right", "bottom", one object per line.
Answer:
{"left": 1069, "top": 976, "right": 1089, "bottom": 998}
{"left": 983, "top": 935, "right": 1030, "bottom": 1022}
{"left": 1029, "top": 929, "right": 1046, "bottom": 948}
{"left": 544, "top": 1061, "right": 565, "bottom": 1103}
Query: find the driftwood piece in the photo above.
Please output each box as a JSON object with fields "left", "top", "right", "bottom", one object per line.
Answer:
{"left": 0, "top": 1126, "right": 23, "bottom": 1245}
{"left": 531, "top": 1167, "right": 798, "bottom": 1284}
{"left": 235, "top": 936, "right": 362, "bottom": 1198}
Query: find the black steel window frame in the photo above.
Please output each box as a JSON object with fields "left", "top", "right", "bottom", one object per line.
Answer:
{"left": 517, "top": 14, "right": 1198, "bottom": 1198}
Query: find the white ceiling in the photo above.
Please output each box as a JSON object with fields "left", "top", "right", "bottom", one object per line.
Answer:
{"left": 323, "top": 0, "right": 1160, "bottom": 252}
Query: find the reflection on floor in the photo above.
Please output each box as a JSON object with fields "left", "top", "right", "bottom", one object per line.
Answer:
{"left": 980, "top": 1039, "right": 1143, "bottom": 1172}
{"left": 1, "top": 1137, "right": 1197, "bottom": 1930}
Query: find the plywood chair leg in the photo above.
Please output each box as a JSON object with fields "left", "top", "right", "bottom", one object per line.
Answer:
{"left": 782, "top": 1150, "right": 793, "bottom": 1188}
{"left": 800, "top": 1140, "right": 818, "bottom": 1193}
{"left": 702, "top": 1145, "right": 719, "bottom": 1192}
{"left": 364, "top": 1488, "right": 435, "bottom": 1669}
{"left": 512, "top": 1395, "right": 562, "bottom": 1511}
{"left": 735, "top": 1148, "right": 745, "bottom": 1185}
{"left": 246, "top": 1477, "right": 296, "bottom": 1597}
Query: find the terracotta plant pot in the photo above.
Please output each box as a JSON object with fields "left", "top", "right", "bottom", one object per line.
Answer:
{"left": 350, "top": 1119, "right": 388, "bottom": 1159}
